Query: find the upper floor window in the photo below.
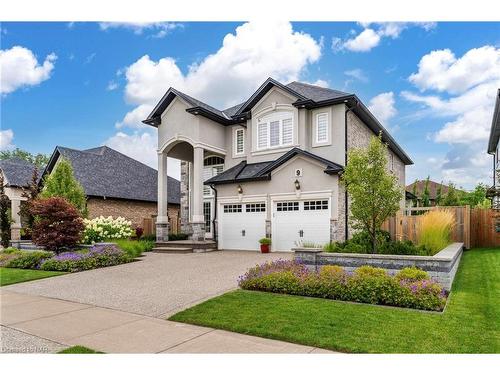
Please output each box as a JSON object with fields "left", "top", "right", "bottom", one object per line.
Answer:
{"left": 234, "top": 128, "right": 245, "bottom": 156}
{"left": 256, "top": 112, "right": 293, "bottom": 150}
{"left": 315, "top": 112, "right": 329, "bottom": 144}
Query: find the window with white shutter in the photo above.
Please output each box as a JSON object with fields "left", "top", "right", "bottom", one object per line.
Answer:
{"left": 256, "top": 112, "right": 294, "bottom": 150}
{"left": 282, "top": 118, "right": 293, "bottom": 145}
{"left": 234, "top": 128, "right": 244, "bottom": 155}
{"left": 270, "top": 121, "right": 280, "bottom": 147}
{"left": 316, "top": 113, "right": 328, "bottom": 143}
{"left": 258, "top": 122, "right": 267, "bottom": 149}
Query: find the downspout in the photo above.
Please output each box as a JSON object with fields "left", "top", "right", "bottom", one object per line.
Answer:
{"left": 210, "top": 184, "right": 218, "bottom": 243}
{"left": 344, "top": 99, "right": 358, "bottom": 240}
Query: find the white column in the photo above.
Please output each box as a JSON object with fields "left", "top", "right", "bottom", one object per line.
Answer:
{"left": 192, "top": 147, "right": 204, "bottom": 223}
{"left": 157, "top": 152, "right": 169, "bottom": 223}
{"left": 10, "top": 198, "right": 21, "bottom": 241}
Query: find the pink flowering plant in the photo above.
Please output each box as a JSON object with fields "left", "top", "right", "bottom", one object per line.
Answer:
{"left": 238, "top": 261, "right": 447, "bottom": 311}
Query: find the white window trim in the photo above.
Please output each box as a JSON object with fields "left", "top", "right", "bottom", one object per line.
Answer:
{"left": 255, "top": 112, "right": 294, "bottom": 151}
{"left": 315, "top": 112, "right": 329, "bottom": 144}
{"left": 233, "top": 127, "right": 245, "bottom": 157}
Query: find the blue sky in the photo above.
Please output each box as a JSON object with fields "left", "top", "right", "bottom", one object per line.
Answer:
{"left": 1, "top": 21, "right": 500, "bottom": 188}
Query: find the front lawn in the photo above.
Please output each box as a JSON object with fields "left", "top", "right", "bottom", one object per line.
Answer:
{"left": 170, "top": 248, "right": 500, "bottom": 353}
{"left": 58, "top": 346, "right": 103, "bottom": 354}
{"left": 0, "top": 267, "right": 66, "bottom": 286}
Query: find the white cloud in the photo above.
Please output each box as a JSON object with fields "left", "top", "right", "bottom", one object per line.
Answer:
{"left": 106, "top": 80, "right": 118, "bottom": 91}
{"left": 409, "top": 46, "right": 500, "bottom": 94}
{"left": 403, "top": 45, "right": 500, "bottom": 188}
{"left": 104, "top": 130, "right": 180, "bottom": 179}
{"left": 115, "top": 104, "right": 153, "bottom": 129}
{"left": 334, "top": 22, "right": 436, "bottom": 53}
{"left": 0, "top": 129, "right": 15, "bottom": 151}
{"left": 344, "top": 68, "right": 368, "bottom": 82}
{"left": 343, "top": 29, "right": 380, "bottom": 52}
{"left": 368, "top": 92, "right": 397, "bottom": 127}
{"left": 0, "top": 46, "right": 57, "bottom": 94}
{"left": 118, "top": 21, "right": 322, "bottom": 129}
{"left": 99, "top": 22, "right": 183, "bottom": 38}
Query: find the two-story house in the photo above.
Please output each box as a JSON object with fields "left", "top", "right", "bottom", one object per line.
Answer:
{"left": 144, "top": 78, "right": 412, "bottom": 251}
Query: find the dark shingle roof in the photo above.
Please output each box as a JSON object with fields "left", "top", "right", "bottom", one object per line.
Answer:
{"left": 0, "top": 158, "right": 37, "bottom": 187}
{"left": 43, "top": 146, "right": 180, "bottom": 204}
{"left": 205, "top": 148, "right": 342, "bottom": 185}
{"left": 144, "top": 77, "right": 412, "bottom": 165}
{"left": 285, "top": 81, "right": 351, "bottom": 102}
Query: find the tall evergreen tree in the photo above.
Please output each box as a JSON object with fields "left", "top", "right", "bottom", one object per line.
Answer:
{"left": 435, "top": 182, "right": 443, "bottom": 206}
{"left": 19, "top": 166, "right": 41, "bottom": 237}
{"left": 442, "top": 183, "right": 460, "bottom": 206}
{"left": 0, "top": 174, "right": 11, "bottom": 248}
{"left": 40, "top": 157, "right": 87, "bottom": 215}
{"left": 411, "top": 180, "right": 419, "bottom": 207}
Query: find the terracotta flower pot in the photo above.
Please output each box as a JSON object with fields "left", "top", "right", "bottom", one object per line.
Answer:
{"left": 260, "top": 244, "right": 270, "bottom": 253}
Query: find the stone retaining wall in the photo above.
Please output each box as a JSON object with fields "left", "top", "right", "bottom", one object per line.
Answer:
{"left": 293, "top": 242, "right": 463, "bottom": 290}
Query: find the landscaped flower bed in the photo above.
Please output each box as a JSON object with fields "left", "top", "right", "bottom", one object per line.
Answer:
{"left": 238, "top": 260, "right": 447, "bottom": 311}
{"left": 0, "top": 243, "right": 132, "bottom": 273}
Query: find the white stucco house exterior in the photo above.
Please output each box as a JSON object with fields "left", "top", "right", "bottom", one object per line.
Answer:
{"left": 144, "top": 78, "right": 412, "bottom": 251}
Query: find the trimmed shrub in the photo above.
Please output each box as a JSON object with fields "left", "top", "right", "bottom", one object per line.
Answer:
{"left": 5, "top": 250, "right": 53, "bottom": 269}
{"left": 82, "top": 216, "right": 134, "bottom": 244}
{"left": 238, "top": 260, "right": 447, "bottom": 311}
{"left": 395, "top": 267, "right": 430, "bottom": 282}
{"left": 40, "top": 244, "right": 129, "bottom": 272}
{"left": 31, "top": 197, "right": 84, "bottom": 252}
{"left": 0, "top": 248, "right": 22, "bottom": 267}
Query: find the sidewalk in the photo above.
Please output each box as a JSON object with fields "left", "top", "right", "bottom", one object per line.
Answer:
{"left": 0, "top": 290, "right": 333, "bottom": 354}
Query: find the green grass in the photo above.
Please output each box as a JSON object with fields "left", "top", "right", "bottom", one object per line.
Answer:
{"left": 170, "top": 248, "right": 500, "bottom": 353}
{"left": 58, "top": 346, "right": 103, "bottom": 354}
{"left": 0, "top": 267, "right": 66, "bottom": 286}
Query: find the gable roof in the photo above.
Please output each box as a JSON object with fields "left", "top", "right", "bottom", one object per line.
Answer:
{"left": 406, "top": 180, "right": 463, "bottom": 200}
{"left": 0, "top": 158, "right": 38, "bottom": 187}
{"left": 205, "top": 147, "right": 343, "bottom": 185}
{"left": 42, "top": 146, "right": 180, "bottom": 204}
{"left": 487, "top": 89, "right": 500, "bottom": 154}
{"left": 143, "top": 77, "right": 412, "bottom": 165}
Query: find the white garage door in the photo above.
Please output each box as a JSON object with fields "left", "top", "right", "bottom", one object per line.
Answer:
{"left": 273, "top": 199, "right": 331, "bottom": 251}
{"left": 219, "top": 202, "right": 266, "bottom": 250}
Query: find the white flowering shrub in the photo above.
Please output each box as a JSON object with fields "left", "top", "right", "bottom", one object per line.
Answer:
{"left": 82, "top": 216, "right": 134, "bottom": 244}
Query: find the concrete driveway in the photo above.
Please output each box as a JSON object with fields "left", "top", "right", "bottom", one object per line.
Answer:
{"left": 3, "top": 251, "right": 291, "bottom": 318}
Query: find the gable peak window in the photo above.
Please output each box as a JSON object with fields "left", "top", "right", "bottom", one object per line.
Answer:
{"left": 256, "top": 111, "right": 294, "bottom": 150}
{"left": 315, "top": 112, "right": 329, "bottom": 143}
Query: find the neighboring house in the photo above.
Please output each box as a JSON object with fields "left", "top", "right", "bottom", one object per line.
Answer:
{"left": 405, "top": 190, "right": 418, "bottom": 208}
{"left": 487, "top": 89, "right": 500, "bottom": 208}
{"left": 42, "top": 146, "right": 181, "bottom": 230}
{"left": 144, "top": 77, "right": 412, "bottom": 251}
{"left": 0, "top": 158, "right": 38, "bottom": 241}
{"left": 406, "top": 180, "right": 456, "bottom": 207}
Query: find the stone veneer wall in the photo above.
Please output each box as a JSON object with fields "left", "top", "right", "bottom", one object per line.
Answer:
{"left": 294, "top": 242, "right": 463, "bottom": 290}
{"left": 337, "top": 111, "right": 407, "bottom": 241}
{"left": 180, "top": 160, "right": 192, "bottom": 235}
{"left": 87, "top": 197, "right": 179, "bottom": 229}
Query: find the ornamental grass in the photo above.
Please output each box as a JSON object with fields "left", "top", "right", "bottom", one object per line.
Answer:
{"left": 417, "top": 210, "right": 455, "bottom": 255}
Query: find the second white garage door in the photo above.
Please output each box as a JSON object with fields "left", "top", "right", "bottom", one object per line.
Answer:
{"left": 273, "top": 199, "right": 331, "bottom": 251}
{"left": 219, "top": 202, "right": 266, "bottom": 251}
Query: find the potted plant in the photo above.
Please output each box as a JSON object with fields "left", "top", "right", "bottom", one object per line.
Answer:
{"left": 259, "top": 237, "right": 271, "bottom": 253}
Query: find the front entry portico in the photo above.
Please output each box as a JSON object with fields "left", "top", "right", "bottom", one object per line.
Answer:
{"left": 156, "top": 139, "right": 224, "bottom": 243}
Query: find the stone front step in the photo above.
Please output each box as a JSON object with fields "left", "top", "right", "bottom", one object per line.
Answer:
{"left": 152, "top": 247, "right": 193, "bottom": 254}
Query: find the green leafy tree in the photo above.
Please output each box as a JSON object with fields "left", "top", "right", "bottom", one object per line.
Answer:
{"left": 442, "top": 183, "right": 460, "bottom": 206}
{"left": 461, "top": 183, "right": 488, "bottom": 207}
{"left": 421, "top": 176, "right": 431, "bottom": 207}
{"left": 0, "top": 174, "right": 11, "bottom": 247}
{"left": 0, "top": 148, "right": 49, "bottom": 168}
{"left": 341, "top": 134, "right": 403, "bottom": 253}
{"left": 435, "top": 183, "right": 443, "bottom": 206}
{"left": 40, "top": 157, "right": 87, "bottom": 215}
